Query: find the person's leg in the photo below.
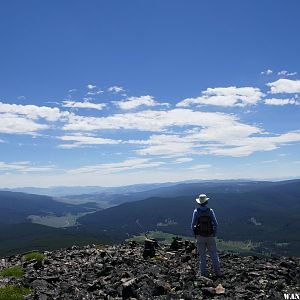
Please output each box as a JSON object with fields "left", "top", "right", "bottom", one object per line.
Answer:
{"left": 196, "top": 236, "right": 208, "bottom": 276}
{"left": 207, "top": 237, "right": 222, "bottom": 276}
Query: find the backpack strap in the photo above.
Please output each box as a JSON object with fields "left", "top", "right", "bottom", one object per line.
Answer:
{"left": 197, "top": 207, "right": 211, "bottom": 214}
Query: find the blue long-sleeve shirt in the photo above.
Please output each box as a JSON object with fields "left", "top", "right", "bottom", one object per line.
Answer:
{"left": 191, "top": 206, "right": 218, "bottom": 236}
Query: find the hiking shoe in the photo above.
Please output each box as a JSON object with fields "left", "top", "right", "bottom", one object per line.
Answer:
{"left": 198, "top": 272, "right": 208, "bottom": 277}
{"left": 212, "top": 274, "right": 224, "bottom": 281}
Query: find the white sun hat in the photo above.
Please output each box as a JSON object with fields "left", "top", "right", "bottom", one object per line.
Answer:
{"left": 196, "top": 194, "right": 209, "bottom": 204}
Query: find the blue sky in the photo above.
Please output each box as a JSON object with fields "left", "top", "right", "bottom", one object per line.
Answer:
{"left": 0, "top": 0, "right": 300, "bottom": 187}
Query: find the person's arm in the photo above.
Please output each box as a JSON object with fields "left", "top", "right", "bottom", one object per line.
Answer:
{"left": 210, "top": 209, "right": 218, "bottom": 236}
{"left": 191, "top": 209, "right": 198, "bottom": 236}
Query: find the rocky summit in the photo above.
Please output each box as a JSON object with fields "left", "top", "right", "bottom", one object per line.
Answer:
{"left": 0, "top": 240, "right": 299, "bottom": 299}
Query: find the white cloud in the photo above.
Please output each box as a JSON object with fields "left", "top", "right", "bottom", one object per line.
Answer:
{"left": 267, "top": 79, "right": 300, "bottom": 94}
{"left": 0, "top": 161, "right": 57, "bottom": 173}
{"left": 67, "top": 158, "right": 165, "bottom": 174}
{"left": 58, "top": 133, "right": 121, "bottom": 148}
{"left": 174, "top": 157, "right": 193, "bottom": 163}
{"left": 0, "top": 102, "right": 69, "bottom": 122}
{"left": 177, "top": 86, "right": 264, "bottom": 107}
{"left": 187, "top": 164, "right": 211, "bottom": 170}
{"left": 65, "top": 108, "right": 286, "bottom": 158}
{"left": 277, "top": 70, "right": 297, "bottom": 77}
{"left": 278, "top": 70, "right": 288, "bottom": 76}
{"left": 62, "top": 100, "right": 106, "bottom": 110}
{"left": 125, "top": 116, "right": 261, "bottom": 157}
{"left": 204, "top": 130, "right": 300, "bottom": 157}
{"left": 205, "top": 144, "right": 272, "bottom": 157}
{"left": 186, "top": 122, "right": 261, "bottom": 143}
{"left": 17, "top": 96, "right": 26, "bottom": 100}
{"left": 261, "top": 160, "right": 277, "bottom": 164}
{"left": 63, "top": 108, "right": 240, "bottom": 132}
{"left": 136, "top": 141, "right": 195, "bottom": 157}
{"left": 86, "top": 89, "right": 103, "bottom": 96}
{"left": 125, "top": 119, "right": 300, "bottom": 158}
{"left": 108, "top": 86, "right": 125, "bottom": 93}
{"left": 87, "top": 84, "right": 97, "bottom": 90}
{"left": 264, "top": 98, "right": 299, "bottom": 106}
{"left": 127, "top": 134, "right": 195, "bottom": 157}
{"left": 0, "top": 113, "right": 48, "bottom": 135}
{"left": 0, "top": 102, "right": 71, "bottom": 135}
{"left": 68, "top": 89, "right": 77, "bottom": 93}
{"left": 0, "top": 161, "right": 28, "bottom": 171}
{"left": 114, "top": 95, "right": 169, "bottom": 110}
{"left": 261, "top": 69, "right": 273, "bottom": 75}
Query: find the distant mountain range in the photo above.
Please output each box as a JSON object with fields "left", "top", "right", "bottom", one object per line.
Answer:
{"left": 0, "top": 179, "right": 299, "bottom": 257}
{"left": 58, "top": 180, "right": 276, "bottom": 206}
{"left": 0, "top": 191, "right": 98, "bottom": 224}
{"left": 2, "top": 182, "right": 181, "bottom": 197}
{"left": 0, "top": 191, "right": 104, "bottom": 256}
{"left": 78, "top": 179, "right": 300, "bottom": 256}
{"left": 2, "top": 179, "right": 272, "bottom": 197}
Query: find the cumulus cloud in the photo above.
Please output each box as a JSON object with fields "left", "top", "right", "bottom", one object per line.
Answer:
{"left": 58, "top": 133, "right": 121, "bottom": 148}
{"left": 87, "top": 84, "right": 97, "bottom": 90}
{"left": 126, "top": 134, "right": 196, "bottom": 157}
{"left": 0, "top": 102, "right": 71, "bottom": 135}
{"left": 108, "top": 86, "right": 125, "bottom": 93}
{"left": 62, "top": 100, "right": 106, "bottom": 110}
{"left": 124, "top": 117, "right": 300, "bottom": 158}
{"left": 63, "top": 108, "right": 239, "bottom": 132}
{"left": 204, "top": 130, "right": 300, "bottom": 157}
{"left": 136, "top": 141, "right": 195, "bottom": 157}
{"left": 0, "top": 102, "right": 68, "bottom": 122}
{"left": 277, "top": 70, "right": 297, "bottom": 77}
{"left": 261, "top": 69, "right": 273, "bottom": 75}
{"left": 267, "top": 79, "right": 300, "bottom": 94}
{"left": 124, "top": 115, "right": 261, "bottom": 157}
{"left": 113, "top": 95, "right": 169, "bottom": 110}
{"left": 0, "top": 113, "right": 48, "bottom": 135}
{"left": 264, "top": 98, "right": 299, "bottom": 106}
{"left": 64, "top": 106, "right": 299, "bottom": 157}
{"left": 86, "top": 89, "right": 103, "bottom": 96}
{"left": 186, "top": 122, "right": 261, "bottom": 143}
{"left": 1, "top": 80, "right": 299, "bottom": 164}
{"left": 67, "top": 158, "right": 165, "bottom": 174}
{"left": 177, "top": 86, "right": 264, "bottom": 107}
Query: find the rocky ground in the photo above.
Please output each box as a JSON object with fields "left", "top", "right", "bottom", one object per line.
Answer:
{"left": 0, "top": 240, "right": 299, "bottom": 299}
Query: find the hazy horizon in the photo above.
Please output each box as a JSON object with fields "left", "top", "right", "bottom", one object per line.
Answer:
{"left": 1, "top": 176, "right": 300, "bottom": 189}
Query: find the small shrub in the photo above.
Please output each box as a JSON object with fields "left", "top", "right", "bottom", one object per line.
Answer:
{"left": 0, "top": 266, "right": 23, "bottom": 278}
{"left": 151, "top": 255, "right": 164, "bottom": 262}
{"left": 95, "top": 244, "right": 106, "bottom": 250}
{"left": 0, "top": 284, "right": 30, "bottom": 300}
{"left": 22, "top": 252, "right": 44, "bottom": 262}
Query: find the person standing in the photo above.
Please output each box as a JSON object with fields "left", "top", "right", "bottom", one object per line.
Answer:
{"left": 191, "top": 194, "right": 222, "bottom": 277}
